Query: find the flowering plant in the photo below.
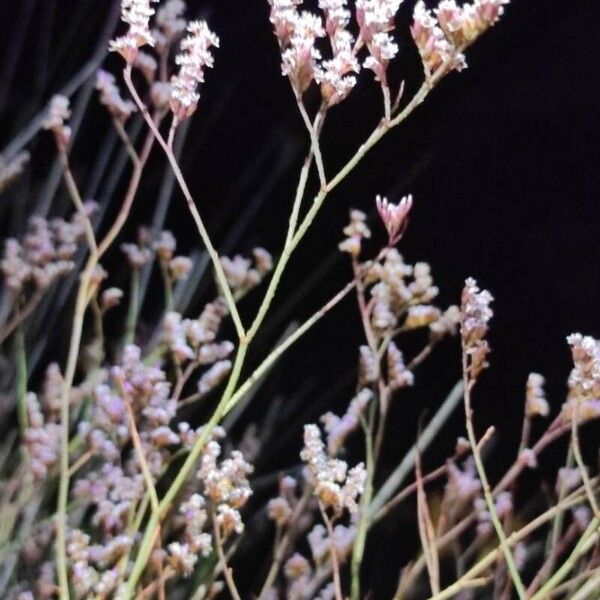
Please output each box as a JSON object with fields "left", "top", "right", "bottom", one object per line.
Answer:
{"left": 0, "top": 1, "right": 599, "bottom": 599}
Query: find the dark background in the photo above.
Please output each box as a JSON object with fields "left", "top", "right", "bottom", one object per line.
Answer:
{"left": 1, "top": 0, "right": 599, "bottom": 597}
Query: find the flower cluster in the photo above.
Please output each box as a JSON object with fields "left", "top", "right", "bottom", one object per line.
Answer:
{"left": 301, "top": 424, "right": 366, "bottom": 514}
{"left": 1, "top": 207, "right": 96, "bottom": 294}
{"left": 320, "top": 388, "right": 373, "bottom": 455}
{"left": 283, "top": 522, "right": 356, "bottom": 597}
{"left": 367, "top": 250, "right": 439, "bottom": 333}
{"left": 95, "top": 70, "right": 137, "bottom": 123}
{"left": 161, "top": 298, "right": 233, "bottom": 365}
{"left": 197, "top": 441, "right": 254, "bottom": 536}
{"left": 270, "top": 0, "right": 360, "bottom": 103}
{"left": 315, "top": 0, "right": 360, "bottom": 106}
{"left": 411, "top": 0, "right": 509, "bottom": 76}
{"left": 220, "top": 248, "right": 273, "bottom": 297}
{"left": 43, "top": 95, "right": 72, "bottom": 147}
{"left": 109, "top": 0, "right": 160, "bottom": 63}
{"left": 72, "top": 463, "right": 145, "bottom": 532}
{"left": 168, "top": 493, "right": 212, "bottom": 576}
{"left": 153, "top": 230, "right": 193, "bottom": 281}
{"left": 460, "top": 277, "right": 493, "bottom": 380}
{"left": 338, "top": 209, "right": 371, "bottom": 258}
{"left": 563, "top": 333, "right": 600, "bottom": 421}
{"left": 80, "top": 345, "right": 176, "bottom": 472}
{"left": 442, "top": 458, "right": 481, "bottom": 520}
{"left": 170, "top": 20, "right": 219, "bottom": 120}
{"left": 387, "top": 340, "right": 414, "bottom": 389}
{"left": 376, "top": 194, "right": 413, "bottom": 246}
{"left": 153, "top": 0, "right": 187, "bottom": 50}
{"left": 267, "top": 475, "right": 300, "bottom": 527}
{"left": 525, "top": 372, "right": 549, "bottom": 418}
{"left": 356, "top": 0, "right": 403, "bottom": 84}
{"left": 23, "top": 392, "right": 61, "bottom": 480}
{"left": 66, "top": 529, "right": 129, "bottom": 598}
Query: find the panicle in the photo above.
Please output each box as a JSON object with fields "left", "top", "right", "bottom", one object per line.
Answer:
{"left": 356, "top": 0, "right": 403, "bottom": 84}
{"left": 411, "top": 0, "right": 509, "bottom": 76}
{"left": 109, "top": 0, "right": 160, "bottom": 63}
{"left": 561, "top": 333, "right": 600, "bottom": 421}
{"left": 460, "top": 277, "right": 493, "bottom": 379}
{"left": 300, "top": 424, "right": 366, "bottom": 514}
{"left": 170, "top": 20, "right": 219, "bottom": 120}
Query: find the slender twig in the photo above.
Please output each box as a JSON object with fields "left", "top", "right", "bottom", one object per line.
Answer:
{"left": 56, "top": 144, "right": 97, "bottom": 254}
{"left": 67, "top": 449, "right": 93, "bottom": 478}
{"left": 530, "top": 516, "right": 600, "bottom": 600}
{"left": 426, "top": 487, "right": 589, "bottom": 600}
{"left": 571, "top": 404, "right": 599, "bottom": 514}
{"left": 527, "top": 521, "right": 580, "bottom": 595}
{"left": 296, "top": 97, "right": 326, "bottom": 188}
{"left": 416, "top": 435, "right": 440, "bottom": 595}
{"left": 211, "top": 507, "right": 242, "bottom": 600}
{"left": 461, "top": 357, "right": 527, "bottom": 599}
{"left": 351, "top": 408, "right": 375, "bottom": 600}
{"left": 320, "top": 505, "right": 344, "bottom": 600}
{"left": 124, "top": 268, "right": 140, "bottom": 347}
{"left": 256, "top": 490, "right": 311, "bottom": 600}
{"left": 124, "top": 55, "right": 459, "bottom": 597}
{"left": 223, "top": 281, "right": 355, "bottom": 415}
{"left": 55, "top": 123, "right": 157, "bottom": 600}
{"left": 14, "top": 323, "right": 28, "bottom": 435}
{"left": 369, "top": 380, "right": 464, "bottom": 518}
{"left": 122, "top": 392, "right": 159, "bottom": 515}
{"left": 123, "top": 66, "right": 245, "bottom": 341}
{"left": 0, "top": 289, "right": 44, "bottom": 346}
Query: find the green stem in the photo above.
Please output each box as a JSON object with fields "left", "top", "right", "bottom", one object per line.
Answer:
{"left": 351, "top": 408, "right": 375, "bottom": 600}
{"left": 530, "top": 516, "right": 600, "bottom": 600}
{"left": 122, "top": 342, "right": 248, "bottom": 597}
{"left": 124, "top": 268, "right": 140, "bottom": 347}
{"left": 14, "top": 325, "right": 28, "bottom": 435}
{"left": 123, "top": 67, "right": 245, "bottom": 341}
{"left": 462, "top": 365, "right": 527, "bottom": 599}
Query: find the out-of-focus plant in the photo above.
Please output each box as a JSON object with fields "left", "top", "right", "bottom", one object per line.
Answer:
{"left": 1, "top": 1, "right": 599, "bottom": 599}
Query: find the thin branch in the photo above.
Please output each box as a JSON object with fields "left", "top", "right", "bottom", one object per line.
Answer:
{"left": 211, "top": 508, "right": 242, "bottom": 600}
